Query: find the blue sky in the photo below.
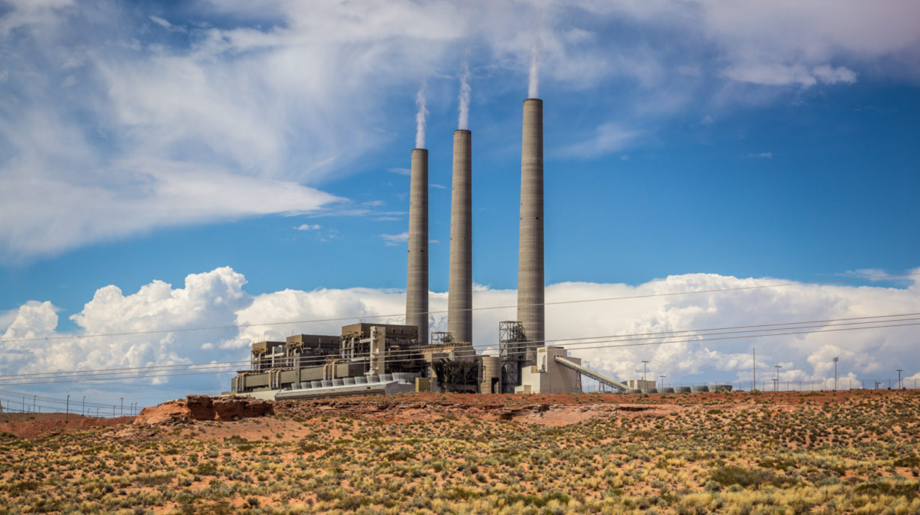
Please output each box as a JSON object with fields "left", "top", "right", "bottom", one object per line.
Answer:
{"left": 1, "top": 0, "right": 920, "bottom": 406}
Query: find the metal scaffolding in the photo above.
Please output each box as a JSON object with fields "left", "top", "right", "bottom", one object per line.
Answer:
{"left": 499, "top": 321, "right": 534, "bottom": 393}
{"left": 430, "top": 331, "right": 453, "bottom": 346}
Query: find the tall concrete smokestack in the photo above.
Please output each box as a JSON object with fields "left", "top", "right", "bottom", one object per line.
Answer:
{"left": 448, "top": 130, "right": 472, "bottom": 344}
{"left": 406, "top": 148, "right": 429, "bottom": 344}
{"left": 518, "top": 98, "right": 544, "bottom": 344}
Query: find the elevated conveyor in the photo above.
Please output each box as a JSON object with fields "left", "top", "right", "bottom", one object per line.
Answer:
{"left": 555, "top": 356, "right": 628, "bottom": 392}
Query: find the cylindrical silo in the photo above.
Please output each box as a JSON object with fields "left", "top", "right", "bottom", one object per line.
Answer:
{"left": 517, "top": 99, "right": 544, "bottom": 345}
{"left": 480, "top": 356, "right": 502, "bottom": 394}
{"left": 448, "top": 130, "right": 472, "bottom": 344}
{"left": 406, "top": 148, "right": 429, "bottom": 344}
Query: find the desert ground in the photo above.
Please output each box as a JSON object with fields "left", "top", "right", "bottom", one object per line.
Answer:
{"left": 1, "top": 389, "right": 919, "bottom": 514}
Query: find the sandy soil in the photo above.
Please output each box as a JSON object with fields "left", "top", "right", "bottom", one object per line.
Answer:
{"left": 0, "top": 413, "right": 134, "bottom": 438}
{"left": 0, "top": 388, "right": 906, "bottom": 441}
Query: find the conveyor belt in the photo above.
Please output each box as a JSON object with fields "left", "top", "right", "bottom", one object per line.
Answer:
{"left": 555, "top": 356, "right": 628, "bottom": 391}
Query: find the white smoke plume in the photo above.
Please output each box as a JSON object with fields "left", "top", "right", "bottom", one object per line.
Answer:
{"left": 529, "top": 31, "right": 542, "bottom": 99}
{"left": 415, "top": 81, "right": 428, "bottom": 149}
{"left": 458, "top": 62, "right": 471, "bottom": 130}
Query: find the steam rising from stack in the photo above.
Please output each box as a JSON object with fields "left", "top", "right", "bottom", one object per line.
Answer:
{"left": 519, "top": 33, "right": 544, "bottom": 345}
{"left": 458, "top": 62, "right": 471, "bottom": 130}
{"left": 415, "top": 81, "right": 428, "bottom": 149}
{"left": 449, "top": 64, "right": 473, "bottom": 344}
{"left": 406, "top": 80, "right": 429, "bottom": 344}
{"left": 404, "top": 49, "right": 545, "bottom": 349}
{"left": 528, "top": 33, "right": 541, "bottom": 99}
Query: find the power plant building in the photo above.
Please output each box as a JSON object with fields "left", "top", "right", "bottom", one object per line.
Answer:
{"left": 228, "top": 95, "right": 632, "bottom": 400}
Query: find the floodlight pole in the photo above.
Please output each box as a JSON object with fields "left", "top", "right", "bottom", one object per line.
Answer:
{"left": 775, "top": 365, "right": 781, "bottom": 392}
{"left": 897, "top": 370, "right": 903, "bottom": 389}
{"left": 833, "top": 357, "right": 839, "bottom": 391}
{"left": 660, "top": 375, "right": 666, "bottom": 389}
{"left": 642, "top": 361, "right": 649, "bottom": 383}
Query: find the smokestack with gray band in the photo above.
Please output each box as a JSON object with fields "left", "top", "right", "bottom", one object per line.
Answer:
{"left": 448, "top": 130, "right": 472, "bottom": 344}
{"left": 406, "top": 148, "right": 429, "bottom": 344}
{"left": 517, "top": 98, "right": 544, "bottom": 344}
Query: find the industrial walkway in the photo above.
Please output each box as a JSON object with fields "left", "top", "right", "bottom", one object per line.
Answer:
{"left": 555, "top": 356, "right": 628, "bottom": 391}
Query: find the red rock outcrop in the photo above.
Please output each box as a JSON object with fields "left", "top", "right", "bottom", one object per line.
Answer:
{"left": 134, "top": 395, "right": 272, "bottom": 426}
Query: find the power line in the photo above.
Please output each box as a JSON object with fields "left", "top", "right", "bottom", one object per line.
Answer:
{"left": 1, "top": 360, "right": 252, "bottom": 380}
{"left": 0, "top": 369, "right": 243, "bottom": 387}
{"left": 2, "top": 271, "right": 915, "bottom": 344}
{"left": 1, "top": 311, "right": 916, "bottom": 383}
{"left": 1, "top": 317, "right": 916, "bottom": 386}
{"left": 2, "top": 311, "right": 914, "bottom": 383}
{"left": 0, "top": 389, "right": 117, "bottom": 409}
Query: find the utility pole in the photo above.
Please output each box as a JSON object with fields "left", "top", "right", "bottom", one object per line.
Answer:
{"left": 753, "top": 348, "right": 756, "bottom": 391}
{"left": 120, "top": 398, "right": 124, "bottom": 417}
{"left": 775, "top": 365, "right": 782, "bottom": 392}
{"left": 897, "top": 370, "right": 903, "bottom": 389}
{"left": 82, "top": 396, "right": 86, "bottom": 417}
{"left": 642, "top": 361, "right": 649, "bottom": 384}
{"left": 32, "top": 396, "right": 36, "bottom": 412}
{"left": 66, "top": 394, "right": 70, "bottom": 420}
{"left": 660, "top": 375, "right": 666, "bottom": 389}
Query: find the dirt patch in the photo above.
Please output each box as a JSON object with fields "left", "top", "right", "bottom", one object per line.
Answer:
{"left": 0, "top": 413, "right": 134, "bottom": 439}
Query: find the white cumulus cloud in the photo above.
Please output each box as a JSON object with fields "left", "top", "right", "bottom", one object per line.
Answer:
{"left": 3, "top": 267, "right": 920, "bottom": 403}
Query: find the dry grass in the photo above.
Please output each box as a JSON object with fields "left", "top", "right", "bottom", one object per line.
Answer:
{"left": 1, "top": 389, "right": 919, "bottom": 514}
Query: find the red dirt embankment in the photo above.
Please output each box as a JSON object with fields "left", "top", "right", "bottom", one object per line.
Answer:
{"left": 0, "top": 413, "right": 134, "bottom": 439}
{"left": 134, "top": 395, "right": 273, "bottom": 426}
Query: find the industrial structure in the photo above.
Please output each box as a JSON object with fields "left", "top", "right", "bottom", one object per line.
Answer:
{"left": 448, "top": 129, "right": 473, "bottom": 346}
{"left": 406, "top": 148, "right": 429, "bottom": 346}
{"left": 517, "top": 98, "right": 545, "bottom": 346}
{"left": 229, "top": 95, "right": 633, "bottom": 400}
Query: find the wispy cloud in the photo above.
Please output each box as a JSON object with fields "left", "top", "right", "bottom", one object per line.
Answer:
{"left": 148, "top": 15, "right": 186, "bottom": 33}
{"left": 723, "top": 64, "right": 856, "bottom": 88}
{"left": 379, "top": 232, "right": 409, "bottom": 246}
{"left": 2, "top": 0, "right": 919, "bottom": 263}
{"left": 430, "top": 184, "right": 447, "bottom": 190}
{"left": 745, "top": 152, "right": 773, "bottom": 159}
{"left": 294, "top": 224, "right": 321, "bottom": 231}
{"left": 388, "top": 168, "right": 411, "bottom": 176}
{"left": 557, "top": 123, "right": 640, "bottom": 159}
